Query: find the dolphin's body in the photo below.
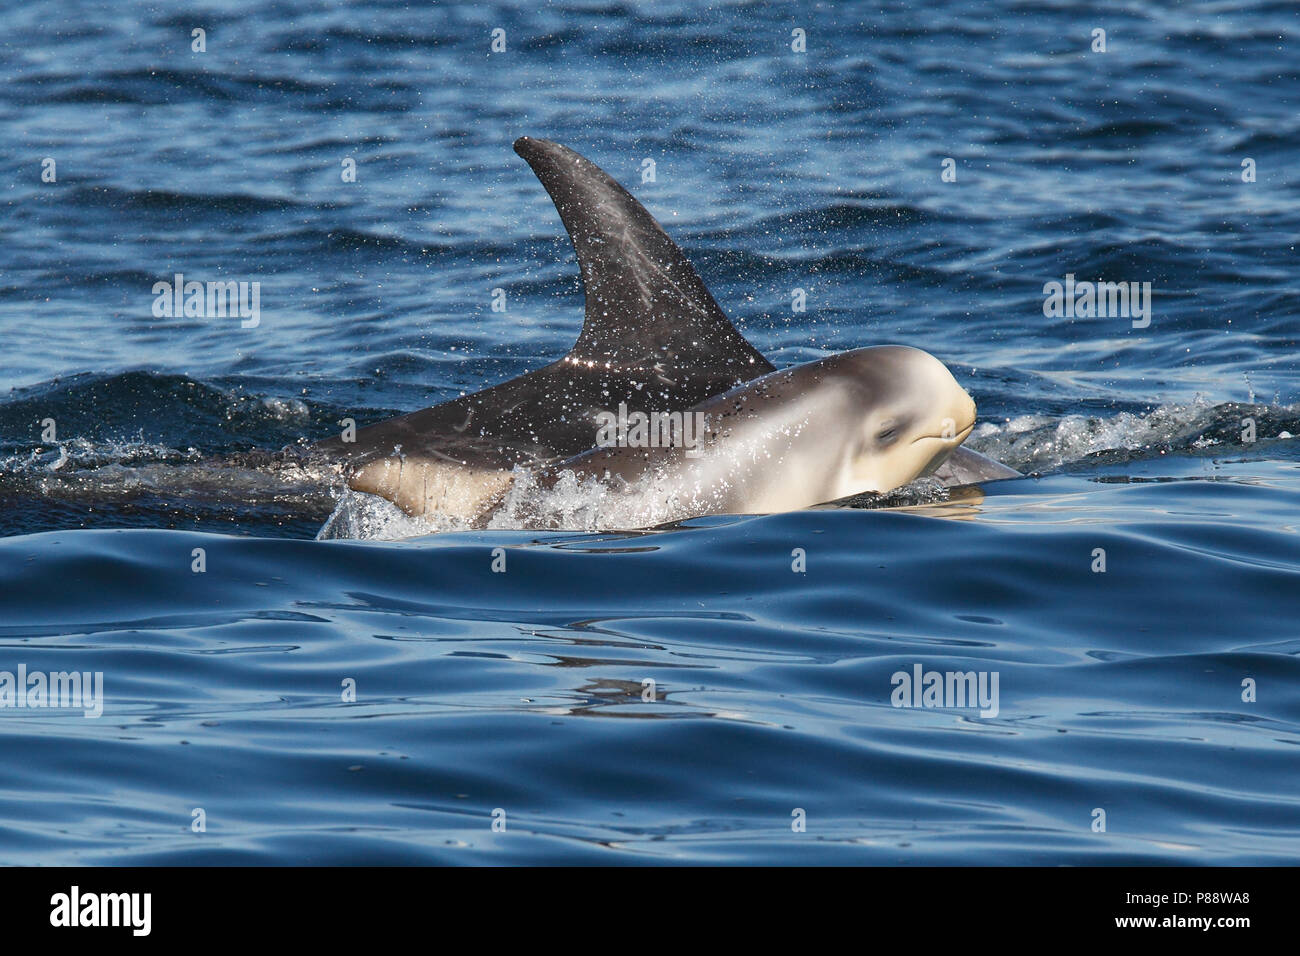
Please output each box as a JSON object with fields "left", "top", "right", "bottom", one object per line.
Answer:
{"left": 512, "top": 346, "right": 978, "bottom": 529}
{"left": 312, "top": 137, "right": 1018, "bottom": 527}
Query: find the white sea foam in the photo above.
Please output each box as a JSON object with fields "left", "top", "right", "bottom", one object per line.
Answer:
{"left": 966, "top": 398, "right": 1300, "bottom": 472}
{"left": 0, "top": 436, "right": 200, "bottom": 475}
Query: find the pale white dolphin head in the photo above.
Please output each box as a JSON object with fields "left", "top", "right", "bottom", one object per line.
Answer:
{"left": 820, "top": 345, "right": 977, "bottom": 497}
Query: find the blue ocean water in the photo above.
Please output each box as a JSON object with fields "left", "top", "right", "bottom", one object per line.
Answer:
{"left": 0, "top": 0, "right": 1298, "bottom": 863}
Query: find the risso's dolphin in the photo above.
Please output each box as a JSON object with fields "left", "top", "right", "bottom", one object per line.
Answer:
{"left": 311, "top": 136, "right": 1018, "bottom": 528}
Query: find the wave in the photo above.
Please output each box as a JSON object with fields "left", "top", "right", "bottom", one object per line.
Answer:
{"left": 247, "top": 227, "right": 466, "bottom": 257}
{"left": 15, "top": 67, "right": 419, "bottom": 111}
{"left": 0, "top": 371, "right": 337, "bottom": 454}
{"left": 61, "top": 185, "right": 304, "bottom": 216}
{"left": 970, "top": 398, "right": 1300, "bottom": 473}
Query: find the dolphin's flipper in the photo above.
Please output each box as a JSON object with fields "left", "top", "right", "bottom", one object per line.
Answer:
{"left": 313, "top": 137, "right": 773, "bottom": 518}
{"left": 932, "top": 446, "right": 1022, "bottom": 486}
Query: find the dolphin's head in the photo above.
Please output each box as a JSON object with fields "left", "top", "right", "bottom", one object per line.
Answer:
{"left": 828, "top": 345, "right": 977, "bottom": 496}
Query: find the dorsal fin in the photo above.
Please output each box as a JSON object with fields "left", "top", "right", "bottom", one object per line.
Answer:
{"left": 514, "top": 136, "right": 773, "bottom": 379}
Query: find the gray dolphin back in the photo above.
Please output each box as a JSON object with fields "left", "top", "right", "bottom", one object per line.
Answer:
{"left": 314, "top": 137, "right": 774, "bottom": 474}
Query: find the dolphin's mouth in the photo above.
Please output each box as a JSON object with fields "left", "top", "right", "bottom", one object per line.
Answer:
{"left": 912, "top": 423, "right": 974, "bottom": 446}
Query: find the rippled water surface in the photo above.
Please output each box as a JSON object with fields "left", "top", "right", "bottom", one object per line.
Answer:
{"left": 0, "top": 0, "right": 1297, "bottom": 863}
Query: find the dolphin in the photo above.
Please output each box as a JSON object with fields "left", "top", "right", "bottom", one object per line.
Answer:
{"left": 312, "top": 136, "right": 1017, "bottom": 528}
